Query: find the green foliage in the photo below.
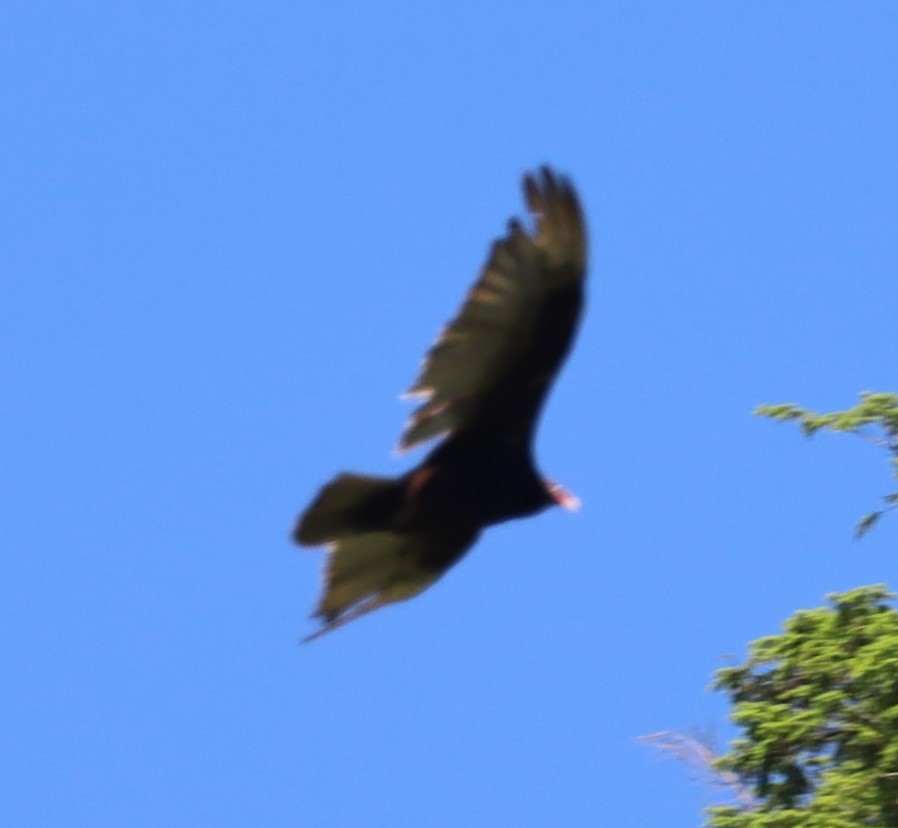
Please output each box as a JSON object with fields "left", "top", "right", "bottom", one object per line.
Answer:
{"left": 706, "top": 586, "right": 898, "bottom": 827}
{"left": 755, "top": 392, "right": 898, "bottom": 537}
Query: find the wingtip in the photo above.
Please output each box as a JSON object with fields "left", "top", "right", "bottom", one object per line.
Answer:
{"left": 521, "top": 164, "right": 586, "bottom": 273}
{"left": 524, "top": 164, "right": 565, "bottom": 202}
{"left": 303, "top": 593, "right": 394, "bottom": 643}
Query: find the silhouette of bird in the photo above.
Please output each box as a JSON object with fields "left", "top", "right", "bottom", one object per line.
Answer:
{"left": 294, "top": 166, "right": 587, "bottom": 641}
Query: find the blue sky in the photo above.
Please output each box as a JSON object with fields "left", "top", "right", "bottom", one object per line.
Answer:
{"left": 3, "top": 3, "right": 897, "bottom": 825}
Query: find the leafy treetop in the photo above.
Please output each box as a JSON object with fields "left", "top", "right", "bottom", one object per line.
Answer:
{"left": 707, "top": 585, "right": 898, "bottom": 827}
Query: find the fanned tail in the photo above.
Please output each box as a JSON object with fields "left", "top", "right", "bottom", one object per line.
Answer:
{"left": 293, "top": 473, "right": 404, "bottom": 546}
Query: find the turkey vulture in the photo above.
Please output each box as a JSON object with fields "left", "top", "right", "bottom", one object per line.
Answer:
{"left": 294, "top": 166, "right": 587, "bottom": 641}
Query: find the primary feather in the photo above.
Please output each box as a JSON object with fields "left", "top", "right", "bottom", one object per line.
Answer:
{"left": 401, "top": 166, "right": 586, "bottom": 450}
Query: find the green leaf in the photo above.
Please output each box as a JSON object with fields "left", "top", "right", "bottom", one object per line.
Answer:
{"left": 705, "top": 588, "right": 898, "bottom": 827}
{"left": 756, "top": 391, "right": 898, "bottom": 537}
{"left": 855, "top": 511, "right": 882, "bottom": 539}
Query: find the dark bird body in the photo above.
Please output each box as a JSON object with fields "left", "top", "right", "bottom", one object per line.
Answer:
{"left": 294, "top": 167, "right": 587, "bottom": 641}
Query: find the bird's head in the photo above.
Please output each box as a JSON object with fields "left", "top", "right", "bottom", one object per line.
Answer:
{"left": 544, "top": 478, "right": 581, "bottom": 511}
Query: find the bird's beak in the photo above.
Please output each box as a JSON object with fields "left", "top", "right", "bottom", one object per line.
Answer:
{"left": 546, "top": 480, "right": 581, "bottom": 511}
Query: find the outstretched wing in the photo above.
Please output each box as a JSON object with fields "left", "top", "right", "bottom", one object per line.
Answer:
{"left": 400, "top": 166, "right": 587, "bottom": 451}
{"left": 304, "top": 528, "right": 478, "bottom": 642}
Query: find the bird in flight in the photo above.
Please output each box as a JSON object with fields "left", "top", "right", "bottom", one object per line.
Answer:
{"left": 294, "top": 166, "right": 588, "bottom": 641}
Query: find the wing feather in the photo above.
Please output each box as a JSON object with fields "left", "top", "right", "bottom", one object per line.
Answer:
{"left": 305, "top": 529, "right": 477, "bottom": 641}
{"left": 400, "top": 166, "right": 587, "bottom": 451}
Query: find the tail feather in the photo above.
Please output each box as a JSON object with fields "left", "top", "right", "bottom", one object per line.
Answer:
{"left": 293, "top": 473, "right": 404, "bottom": 546}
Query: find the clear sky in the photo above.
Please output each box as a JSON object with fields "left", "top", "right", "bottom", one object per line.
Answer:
{"left": 3, "top": 3, "right": 897, "bottom": 826}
